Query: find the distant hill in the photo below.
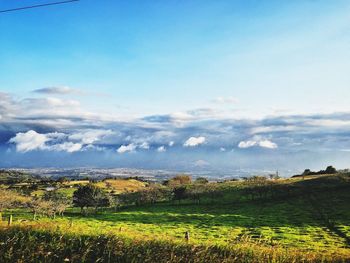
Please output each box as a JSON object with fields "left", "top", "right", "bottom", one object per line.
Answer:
{"left": 0, "top": 169, "right": 37, "bottom": 184}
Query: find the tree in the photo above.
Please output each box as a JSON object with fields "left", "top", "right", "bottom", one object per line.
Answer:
{"left": 43, "top": 191, "right": 70, "bottom": 217}
{"left": 164, "top": 174, "right": 192, "bottom": 188}
{"left": 302, "top": 169, "right": 311, "bottom": 176}
{"left": 325, "top": 166, "right": 337, "bottom": 174}
{"left": 109, "top": 194, "right": 122, "bottom": 211}
{"left": 243, "top": 176, "right": 273, "bottom": 200}
{"left": 0, "top": 189, "right": 29, "bottom": 213}
{"left": 147, "top": 185, "right": 172, "bottom": 203}
{"left": 73, "top": 184, "right": 109, "bottom": 214}
{"left": 186, "top": 185, "right": 206, "bottom": 204}
{"left": 173, "top": 186, "right": 187, "bottom": 203}
{"left": 204, "top": 184, "right": 224, "bottom": 204}
{"left": 117, "top": 191, "right": 139, "bottom": 207}
{"left": 28, "top": 198, "right": 55, "bottom": 219}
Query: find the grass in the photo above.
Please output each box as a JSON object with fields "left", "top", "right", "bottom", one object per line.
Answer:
{"left": 4, "top": 225, "right": 346, "bottom": 263}
{"left": 25, "top": 188, "right": 350, "bottom": 249}
{"left": 1, "top": 174, "right": 350, "bottom": 262}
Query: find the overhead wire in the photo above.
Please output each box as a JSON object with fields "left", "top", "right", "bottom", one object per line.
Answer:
{"left": 0, "top": 0, "right": 79, "bottom": 13}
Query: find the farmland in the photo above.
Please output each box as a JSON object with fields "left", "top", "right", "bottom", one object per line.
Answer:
{"left": 0, "top": 171, "right": 350, "bottom": 262}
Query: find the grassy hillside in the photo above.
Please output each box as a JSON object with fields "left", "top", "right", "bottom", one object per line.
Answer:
{"left": 0, "top": 174, "right": 350, "bottom": 262}
{"left": 0, "top": 169, "right": 37, "bottom": 184}
{"left": 15, "top": 178, "right": 147, "bottom": 198}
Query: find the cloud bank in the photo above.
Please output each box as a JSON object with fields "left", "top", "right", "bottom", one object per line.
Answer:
{"left": 2, "top": 92, "right": 350, "bottom": 172}
{"left": 9, "top": 129, "right": 113, "bottom": 153}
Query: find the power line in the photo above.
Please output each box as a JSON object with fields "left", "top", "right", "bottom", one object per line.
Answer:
{"left": 0, "top": 0, "right": 79, "bottom": 13}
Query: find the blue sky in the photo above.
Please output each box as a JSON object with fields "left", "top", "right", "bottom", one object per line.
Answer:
{"left": 1, "top": 0, "right": 350, "bottom": 174}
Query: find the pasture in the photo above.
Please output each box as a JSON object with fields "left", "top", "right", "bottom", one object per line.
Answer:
{"left": 1, "top": 173, "right": 350, "bottom": 262}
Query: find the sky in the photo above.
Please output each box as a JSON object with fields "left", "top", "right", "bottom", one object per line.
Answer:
{"left": 1, "top": 0, "right": 350, "bottom": 175}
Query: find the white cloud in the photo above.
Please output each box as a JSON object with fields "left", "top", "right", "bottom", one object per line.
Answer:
{"left": 220, "top": 147, "right": 226, "bottom": 152}
{"left": 9, "top": 130, "right": 84, "bottom": 153}
{"left": 250, "top": 125, "right": 297, "bottom": 134}
{"left": 9, "top": 130, "right": 49, "bottom": 152}
{"left": 139, "top": 142, "right": 150, "bottom": 150}
{"left": 307, "top": 119, "right": 350, "bottom": 127}
{"left": 0, "top": 92, "right": 125, "bottom": 130}
{"left": 168, "top": 141, "right": 175, "bottom": 147}
{"left": 50, "top": 142, "right": 82, "bottom": 153}
{"left": 68, "top": 130, "right": 114, "bottom": 144}
{"left": 157, "top": 146, "right": 166, "bottom": 152}
{"left": 117, "top": 143, "right": 137, "bottom": 154}
{"left": 238, "top": 140, "right": 257, "bottom": 149}
{"left": 24, "top": 97, "right": 81, "bottom": 108}
{"left": 49, "top": 97, "right": 80, "bottom": 107}
{"left": 170, "top": 111, "right": 193, "bottom": 122}
{"left": 259, "top": 140, "right": 278, "bottom": 149}
{"left": 183, "top": 136, "right": 206, "bottom": 147}
{"left": 238, "top": 137, "right": 278, "bottom": 149}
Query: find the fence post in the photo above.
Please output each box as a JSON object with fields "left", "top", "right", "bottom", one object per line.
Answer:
{"left": 8, "top": 215, "right": 12, "bottom": 226}
{"left": 185, "top": 231, "right": 190, "bottom": 242}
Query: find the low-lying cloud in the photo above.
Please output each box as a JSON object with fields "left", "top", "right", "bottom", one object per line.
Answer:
{"left": 238, "top": 136, "right": 278, "bottom": 149}
{"left": 9, "top": 130, "right": 50, "bottom": 152}
{"left": 117, "top": 143, "right": 137, "bottom": 154}
{"left": 157, "top": 146, "right": 166, "bottom": 152}
{"left": 183, "top": 136, "right": 206, "bottom": 147}
{"left": 9, "top": 129, "right": 113, "bottom": 153}
{"left": 3, "top": 91, "right": 350, "bottom": 170}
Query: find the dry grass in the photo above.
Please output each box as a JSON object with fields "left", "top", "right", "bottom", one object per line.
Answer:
{"left": 95, "top": 179, "right": 147, "bottom": 193}
{"left": 62, "top": 179, "right": 146, "bottom": 193}
{"left": 64, "top": 180, "right": 90, "bottom": 186}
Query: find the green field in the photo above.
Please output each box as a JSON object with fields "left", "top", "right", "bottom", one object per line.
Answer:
{"left": 1, "top": 173, "right": 350, "bottom": 262}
